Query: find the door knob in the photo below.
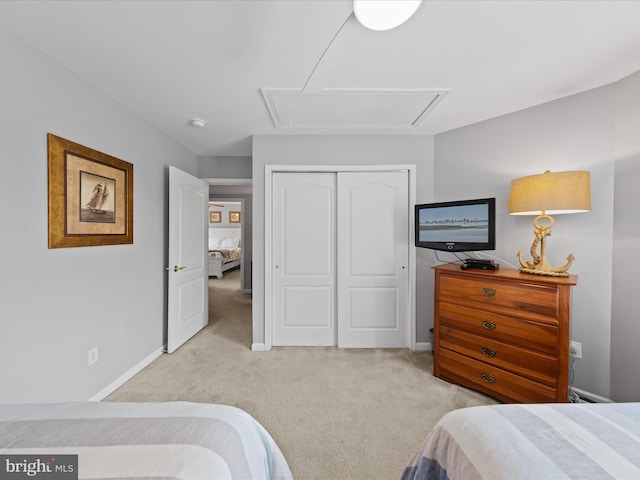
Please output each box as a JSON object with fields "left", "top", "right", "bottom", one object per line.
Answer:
{"left": 166, "top": 265, "right": 187, "bottom": 272}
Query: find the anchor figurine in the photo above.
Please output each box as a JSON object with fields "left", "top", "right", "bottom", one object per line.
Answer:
{"left": 517, "top": 212, "right": 574, "bottom": 277}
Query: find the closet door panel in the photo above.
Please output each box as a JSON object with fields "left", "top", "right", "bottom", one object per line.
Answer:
{"left": 272, "top": 173, "right": 336, "bottom": 346}
{"left": 337, "top": 171, "right": 409, "bottom": 348}
{"left": 282, "top": 183, "right": 332, "bottom": 276}
{"left": 349, "top": 287, "right": 397, "bottom": 328}
{"left": 346, "top": 181, "right": 397, "bottom": 276}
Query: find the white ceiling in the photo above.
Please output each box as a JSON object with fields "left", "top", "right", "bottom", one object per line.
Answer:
{"left": 1, "top": 0, "right": 640, "bottom": 157}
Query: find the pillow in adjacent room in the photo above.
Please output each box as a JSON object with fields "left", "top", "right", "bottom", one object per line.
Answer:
{"left": 209, "top": 238, "right": 224, "bottom": 250}
{"left": 221, "top": 237, "right": 238, "bottom": 249}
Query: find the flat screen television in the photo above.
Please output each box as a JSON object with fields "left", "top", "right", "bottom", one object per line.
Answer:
{"left": 415, "top": 197, "right": 496, "bottom": 252}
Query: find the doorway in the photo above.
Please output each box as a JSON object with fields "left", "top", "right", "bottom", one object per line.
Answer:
{"left": 208, "top": 181, "right": 252, "bottom": 294}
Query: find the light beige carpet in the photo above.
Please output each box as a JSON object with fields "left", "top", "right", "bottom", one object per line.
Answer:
{"left": 107, "top": 268, "right": 498, "bottom": 480}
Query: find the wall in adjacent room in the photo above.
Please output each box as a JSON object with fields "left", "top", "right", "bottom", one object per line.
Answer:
{"left": 208, "top": 202, "right": 242, "bottom": 228}
{"left": 0, "top": 27, "right": 197, "bottom": 402}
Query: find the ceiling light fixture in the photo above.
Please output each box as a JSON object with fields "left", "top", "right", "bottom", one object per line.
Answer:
{"left": 191, "top": 118, "right": 207, "bottom": 128}
{"left": 353, "top": 0, "right": 423, "bottom": 31}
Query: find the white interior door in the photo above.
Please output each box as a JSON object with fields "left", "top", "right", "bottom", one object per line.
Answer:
{"left": 272, "top": 173, "right": 336, "bottom": 346}
{"left": 167, "top": 166, "right": 209, "bottom": 353}
{"left": 337, "top": 171, "right": 409, "bottom": 348}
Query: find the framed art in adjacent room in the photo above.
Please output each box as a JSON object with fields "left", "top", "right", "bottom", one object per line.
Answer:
{"left": 210, "top": 211, "right": 221, "bottom": 223}
{"left": 48, "top": 133, "right": 134, "bottom": 248}
{"left": 229, "top": 211, "right": 241, "bottom": 223}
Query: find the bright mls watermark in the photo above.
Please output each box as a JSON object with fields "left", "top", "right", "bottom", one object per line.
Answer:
{"left": 0, "top": 455, "right": 77, "bottom": 479}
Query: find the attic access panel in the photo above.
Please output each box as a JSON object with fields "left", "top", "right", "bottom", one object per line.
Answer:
{"left": 261, "top": 88, "right": 448, "bottom": 128}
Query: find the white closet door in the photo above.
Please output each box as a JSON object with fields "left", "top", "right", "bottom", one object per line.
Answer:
{"left": 337, "top": 171, "right": 410, "bottom": 348}
{"left": 272, "top": 173, "right": 336, "bottom": 346}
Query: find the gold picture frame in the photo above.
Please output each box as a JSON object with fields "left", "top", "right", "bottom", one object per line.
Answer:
{"left": 229, "top": 211, "right": 241, "bottom": 223}
{"left": 210, "top": 211, "right": 221, "bottom": 223}
{"left": 48, "top": 133, "right": 133, "bottom": 248}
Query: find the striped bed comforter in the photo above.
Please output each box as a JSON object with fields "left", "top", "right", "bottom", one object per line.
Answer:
{"left": 402, "top": 402, "right": 640, "bottom": 480}
{"left": 0, "top": 401, "right": 292, "bottom": 480}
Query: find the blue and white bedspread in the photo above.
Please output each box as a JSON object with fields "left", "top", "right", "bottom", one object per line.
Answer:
{"left": 0, "top": 401, "right": 292, "bottom": 480}
{"left": 402, "top": 402, "right": 640, "bottom": 480}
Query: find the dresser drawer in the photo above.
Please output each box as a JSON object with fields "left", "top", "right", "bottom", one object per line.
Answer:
{"left": 439, "top": 301, "right": 559, "bottom": 355}
{"left": 438, "top": 274, "right": 559, "bottom": 318}
{"left": 440, "top": 326, "right": 558, "bottom": 386}
{"left": 438, "top": 348, "right": 559, "bottom": 403}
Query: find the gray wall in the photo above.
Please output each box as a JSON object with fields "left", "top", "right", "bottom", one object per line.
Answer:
{"left": 0, "top": 27, "right": 197, "bottom": 402}
{"left": 251, "top": 135, "right": 435, "bottom": 348}
{"left": 611, "top": 69, "right": 640, "bottom": 401}
{"left": 434, "top": 83, "right": 619, "bottom": 399}
{"left": 198, "top": 156, "right": 252, "bottom": 179}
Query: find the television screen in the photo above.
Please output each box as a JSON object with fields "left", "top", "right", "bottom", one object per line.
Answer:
{"left": 415, "top": 198, "right": 495, "bottom": 251}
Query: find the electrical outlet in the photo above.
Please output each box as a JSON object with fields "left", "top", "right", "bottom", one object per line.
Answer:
{"left": 570, "top": 341, "right": 582, "bottom": 359}
{"left": 88, "top": 347, "right": 98, "bottom": 366}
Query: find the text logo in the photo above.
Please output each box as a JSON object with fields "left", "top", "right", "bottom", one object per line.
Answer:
{"left": 0, "top": 455, "right": 77, "bottom": 480}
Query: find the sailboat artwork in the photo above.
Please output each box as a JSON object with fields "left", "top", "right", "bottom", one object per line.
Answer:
{"left": 48, "top": 134, "right": 133, "bottom": 248}
{"left": 87, "top": 182, "right": 108, "bottom": 213}
{"left": 80, "top": 172, "right": 116, "bottom": 223}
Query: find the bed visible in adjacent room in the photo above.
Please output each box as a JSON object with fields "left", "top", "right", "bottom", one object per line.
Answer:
{"left": 402, "top": 402, "right": 640, "bottom": 480}
{"left": 209, "top": 227, "right": 242, "bottom": 278}
{"left": 0, "top": 401, "right": 292, "bottom": 480}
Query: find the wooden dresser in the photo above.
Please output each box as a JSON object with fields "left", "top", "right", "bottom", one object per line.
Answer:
{"left": 432, "top": 264, "right": 578, "bottom": 403}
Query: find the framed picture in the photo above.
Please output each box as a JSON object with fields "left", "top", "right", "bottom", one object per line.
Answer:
{"left": 48, "top": 133, "right": 133, "bottom": 248}
{"left": 210, "top": 211, "right": 221, "bottom": 223}
{"left": 229, "top": 211, "right": 241, "bottom": 223}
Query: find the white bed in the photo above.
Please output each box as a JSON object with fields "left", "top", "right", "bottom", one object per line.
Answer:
{"left": 209, "top": 227, "right": 241, "bottom": 278}
{"left": 0, "top": 401, "right": 292, "bottom": 480}
{"left": 402, "top": 402, "right": 640, "bottom": 480}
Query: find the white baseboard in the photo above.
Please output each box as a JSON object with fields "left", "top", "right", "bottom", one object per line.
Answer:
{"left": 88, "top": 348, "right": 163, "bottom": 401}
{"left": 571, "top": 387, "right": 613, "bottom": 403}
{"left": 414, "top": 342, "right": 431, "bottom": 351}
{"left": 251, "top": 343, "right": 267, "bottom": 351}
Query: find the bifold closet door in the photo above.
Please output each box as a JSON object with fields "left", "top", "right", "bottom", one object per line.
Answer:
{"left": 272, "top": 173, "right": 336, "bottom": 346}
{"left": 337, "top": 171, "right": 409, "bottom": 348}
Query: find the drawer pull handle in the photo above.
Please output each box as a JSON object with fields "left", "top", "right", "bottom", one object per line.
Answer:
{"left": 482, "top": 320, "right": 496, "bottom": 330}
{"left": 482, "top": 347, "right": 497, "bottom": 357}
{"left": 482, "top": 287, "right": 497, "bottom": 297}
{"left": 481, "top": 372, "right": 496, "bottom": 383}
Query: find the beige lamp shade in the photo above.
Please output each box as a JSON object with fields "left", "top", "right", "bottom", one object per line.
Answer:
{"left": 509, "top": 170, "right": 591, "bottom": 215}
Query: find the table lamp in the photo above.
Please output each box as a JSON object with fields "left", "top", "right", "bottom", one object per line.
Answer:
{"left": 508, "top": 170, "right": 591, "bottom": 276}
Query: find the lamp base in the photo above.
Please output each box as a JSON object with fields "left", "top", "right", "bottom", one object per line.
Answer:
{"left": 516, "top": 249, "right": 575, "bottom": 277}
{"left": 516, "top": 213, "right": 575, "bottom": 277}
{"left": 518, "top": 265, "right": 571, "bottom": 277}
